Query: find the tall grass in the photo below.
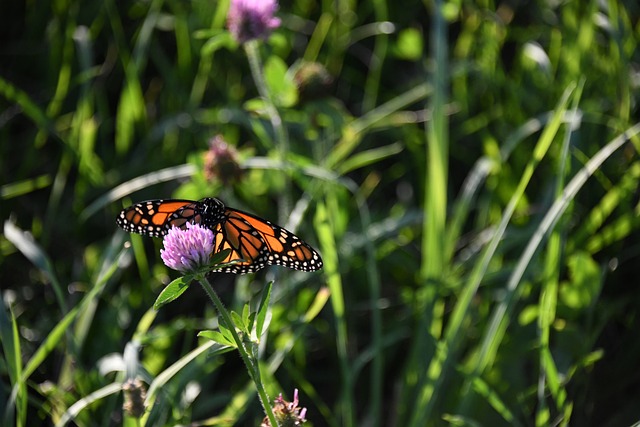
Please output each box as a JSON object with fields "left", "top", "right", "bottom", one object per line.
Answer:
{"left": 1, "top": 0, "right": 639, "bottom": 426}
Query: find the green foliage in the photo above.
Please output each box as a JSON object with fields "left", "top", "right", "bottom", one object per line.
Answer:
{"left": 1, "top": 0, "right": 640, "bottom": 426}
{"left": 153, "top": 275, "right": 193, "bottom": 310}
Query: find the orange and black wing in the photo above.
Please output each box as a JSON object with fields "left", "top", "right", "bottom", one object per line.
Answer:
{"left": 212, "top": 208, "right": 323, "bottom": 274}
{"left": 116, "top": 199, "right": 199, "bottom": 237}
{"left": 117, "top": 197, "right": 323, "bottom": 274}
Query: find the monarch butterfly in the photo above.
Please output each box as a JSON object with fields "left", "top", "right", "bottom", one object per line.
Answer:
{"left": 116, "top": 197, "right": 323, "bottom": 274}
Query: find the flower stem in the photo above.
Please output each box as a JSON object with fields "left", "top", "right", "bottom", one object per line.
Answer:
{"left": 197, "top": 275, "right": 279, "bottom": 427}
{"left": 244, "top": 40, "right": 290, "bottom": 223}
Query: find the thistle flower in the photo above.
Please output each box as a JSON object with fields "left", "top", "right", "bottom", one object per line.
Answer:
{"left": 203, "top": 135, "right": 243, "bottom": 185}
{"left": 160, "top": 222, "right": 214, "bottom": 274}
{"left": 227, "top": 0, "right": 281, "bottom": 44}
{"left": 261, "top": 388, "right": 307, "bottom": 427}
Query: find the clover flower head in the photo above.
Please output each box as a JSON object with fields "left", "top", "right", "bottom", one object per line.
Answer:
{"left": 261, "top": 388, "right": 307, "bottom": 426}
{"left": 227, "top": 0, "right": 281, "bottom": 43}
{"left": 203, "top": 135, "right": 242, "bottom": 185}
{"left": 293, "top": 61, "right": 333, "bottom": 102}
{"left": 122, "top": 378, "right": 147, "bottom": 418}
{"left": 160, "top": 222, "right": 214, "bottom": 273}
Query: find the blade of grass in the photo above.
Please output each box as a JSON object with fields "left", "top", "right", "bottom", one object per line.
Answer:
{"left": 55, "top": 382, "right": 123, "bottom": 427}
{"left": 303, "top": 13, "right": 333, "bottom": 63}
{"left": 104, "top": 0, "right": 148, "bottom": 155}
{"left": 315, "top": 199, "right": 353, "bottom": 426}
{"left": 245, "top": 40, "right": 292, "bottom": 221}
{"left": 412, "top": 85, "right": 576, "bottom": 425}
{"left": 444, "top": 114, "right": 549, "bottom": 262}
{"left": 470, "top": 120, "right": 640, "bottom": 390}
{"left": 352, "top": 188, "right": 384, "bottom": 427}
{"left": 36, "top": 8, "right": 77, "bottom": 148}
{"left": 471, "top": 376, "right": 520, "bottom": 426}
{"left": 405, "top": 2, "right": 449, "bottom": 425}
{"left": 57, "top": 235, "right": 132, "bottom": 389}
{"left": 535, "top": 80, "right": 584, "bottom": 425}
{"left": 80, "top": 163, "right": 196, "bottom": 221}
{"left": 0, "top": 304, "right": 25, "bottom": 427}
{"left": 190, "top": 0, "right": 231, "bottom": 104}
{"left": 361, "top": 0, "right": 390, "bottom": 112}
{"left": 0, "top": 75, "right": 56, "bottom": 137}
{"left": 140, "top": 340, "right": 216, "bottom": 425}
{"left": 3, "top": 221, "right": 67, "bottom": 313}
{"left": 325, "top": 82, "right": 429, "bottom": 169}
{"left": 0, "top": 174, "right": 52, "bottom": 199}
{"left": 336, "top": 142, "right": 403, "bottom": 175}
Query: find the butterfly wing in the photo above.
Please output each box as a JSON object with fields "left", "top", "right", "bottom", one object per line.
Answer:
{"left": 117, "top": 197, "right": 323, "bottom": 274}
{"left": 116, "top": 199, "right": 198, "bottom": 237}
{"left": 212, "top": 208, "right": 323, "bottom": 274}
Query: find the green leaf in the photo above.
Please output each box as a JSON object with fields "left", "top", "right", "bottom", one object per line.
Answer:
{"left": 242, "top": 304, "right": 251, "bottom": 330}
{"left": 209, "top": 248, "right": 232, "bottom": 266}
{"left": 247, "top": 312, "right": 257, "bottom": 337}
{"left": 264, "top": 56, "right": 298, "bottom": 107}
{"left": 256, "top": 282, "right": 273, "bottom": 338}
{"left": 198, "top": 330, "right": 236, "bottom": 348}
{"left": 230, "top": 310, "right": 247, "bottom": 334}
{"left": 208, "top": 249, "right": 248, "bottom": 273}
{"left": 218, "top": 323, "right": 235, "bottom": 344}
{"left": 153, "top": 275, "right": 193, "bottom": 310}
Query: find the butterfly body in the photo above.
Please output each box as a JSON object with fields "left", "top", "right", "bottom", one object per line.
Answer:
{"left": 117, "top": 197, "right": 323, "bottom": 274}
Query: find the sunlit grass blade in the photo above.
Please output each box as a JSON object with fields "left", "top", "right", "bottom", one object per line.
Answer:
{"left": 141, "top": 341, "right": 216, "bottom": 425}
{"left": 470, "top": 376, "right": 519, "bottom": 426}
{"left": 315, "top": 198, "right": 353, "bottom": 426}
{"left": 0, "top": 304, "right": 25, "bottom": 427}
{"left": 568, "top": 161, "right": 640, "bottom": 253}
{"left": 56, "top": 382, "right": 123, "bottom": 427}
{"left": 413, "top": 85, "right": 577, "bottom": 425}
{"left": 0, "top": 74, "right": 56, "bottom": 137}
{"left": 325, "top": 83, "right": 429, "bottom": 169}
{"left": 535, "top": 81, "right": 583, "bottom": 425}
{"left": 406, "top": 3, "right": 449, "bottom": 426}
{"left": 444, "top": 112, "right": 551, "bottom": 260}
{"left": 472, "top": 121, "right": 640, "bottom": 379}
{"left": 0, "top": 174, "right": 52, "bottom": 199}
{"left": 80, "top": 164, "right": 196, "bottom": 221}
{"left": 336, "top": 142, "right": 403, "bottom": 175}
{"left": 303, "top": 286, "right": 330, "bottom": 323}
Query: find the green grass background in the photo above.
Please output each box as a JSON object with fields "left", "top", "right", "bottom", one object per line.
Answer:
{"left": 1, "top": 0, "right": 640, "bottom": 426}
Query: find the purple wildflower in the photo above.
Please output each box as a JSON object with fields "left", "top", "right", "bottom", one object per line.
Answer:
{"left": 261, "top": 388, "right": 307, "bottom": 426}
{"left": 293, "top": 61, "right": 333, "bottom": 102}
{"left": 203, "top": 135, "right": 243, "bottom": 185}
{"left": 227, "top": 0, "right": 281, "bottom": 44}
{"left": 160, "top": 222, "right": 214, "bottom": 273}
